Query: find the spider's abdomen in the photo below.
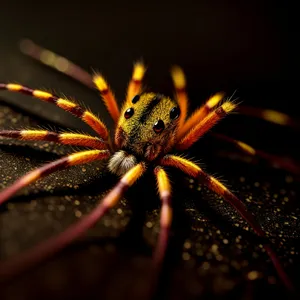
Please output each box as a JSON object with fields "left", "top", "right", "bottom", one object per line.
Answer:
{"left": 114, "top": 93, "right": 180, "bottom": 161}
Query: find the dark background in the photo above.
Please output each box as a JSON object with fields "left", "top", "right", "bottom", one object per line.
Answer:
{"left": 0, "top": 1, "right": 297, "bottom": 123}
{"left": 0, "top": 1, "right": 299, "bottom": 300}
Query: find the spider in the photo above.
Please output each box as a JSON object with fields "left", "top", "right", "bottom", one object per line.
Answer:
{"left": 0, "top": 40, "right": 297, "bottom": 293}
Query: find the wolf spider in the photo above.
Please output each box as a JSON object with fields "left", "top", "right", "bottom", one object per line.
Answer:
{"left": 0, "top": 39, "right": 297, "bottom": 293}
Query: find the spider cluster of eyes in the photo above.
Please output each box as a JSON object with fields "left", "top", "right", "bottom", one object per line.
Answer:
{"left": 124, "top": 94, "right": 181, "bottom": 133}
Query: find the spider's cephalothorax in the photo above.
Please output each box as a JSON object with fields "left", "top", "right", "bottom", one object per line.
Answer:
{"left": 109, "top": 93, "right": 180, "bottom": 176}
{"left": 0, "top": 41, "right": 295, "bottom": 292}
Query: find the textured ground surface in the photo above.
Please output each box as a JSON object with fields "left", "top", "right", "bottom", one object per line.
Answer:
{"left": 0, "top": 98, "right": 299, "bottom": 300}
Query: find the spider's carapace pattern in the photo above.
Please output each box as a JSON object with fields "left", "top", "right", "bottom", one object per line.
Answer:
{"left": 0, "top": 40, "right": 298, "bottom": 293}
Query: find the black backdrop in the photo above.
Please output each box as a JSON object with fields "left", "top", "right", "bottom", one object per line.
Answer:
{"left": 0, "top": 1, "right": 296, "bottom": 117}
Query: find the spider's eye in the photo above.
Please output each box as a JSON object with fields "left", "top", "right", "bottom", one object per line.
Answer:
{"left": 132, "top": 95, "right": 140, "bottom": 104}
{"left": 170, "top": 106, "right": 180, "bottom": 120}
{"left": 153, "top": 120, "right": 165, "bottom": 133}
{"left": 124, "top": 108, "right": 134, "bottom": 119}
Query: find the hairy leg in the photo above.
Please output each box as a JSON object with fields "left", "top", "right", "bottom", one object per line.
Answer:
{"left": 160, "top": 154, "right": 294, "bottom": 291}
{"left": 0, "top": 83, "right": 109, "bottom": 140}
{"left": 0, "top": 130, "right": 107, "bottom": 149}
{"left": 0, "top": 150, "right": 110, "bottom": 205}
{"left": 0, "top": 162, "right": 146, "bottom": 283}
{"left": 176, "top": 102, "right": 236, "bottom": 151}
{"left": 211, "top": 132, "right": 300, "bottom": 175}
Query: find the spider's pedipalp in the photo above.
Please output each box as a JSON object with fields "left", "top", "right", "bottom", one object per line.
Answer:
{"left": 108, "top": 150, "right": 138, "bottom": 176}
{"left": 0, "top": 162, "right": 146, "bottom": 283}
{"left": 211, "top": 132, "right": 300, "bottom": 175}
{"left": 0, "top": 150, "right": 110, "bottom": 206}
{"left": 177, "top": 92, "right": 225, "bottom": 140}
{"left": 126, "top": 61, "right": 146, "bottom": 104}
{"left": 93, "top": 74, "right": 120, "bottom": 123}
{"left": 160, "top": 154, "right": 294, "bottom": 291}
{"left": 0, "top": 83, "right": 109, "bottom": 140}
{"left": 0, "top": 130, "right": 108, "bottom": 149}
{"left": 176, "top": 101, "right": 236, "bottom": 151}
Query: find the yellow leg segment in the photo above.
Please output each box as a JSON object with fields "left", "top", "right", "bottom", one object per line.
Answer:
{"left": 160, "top": 154, "right": 294, "bottom": 291}
{"left": 153, "top": 167, "right": 173, "bottom": 266}
{"left": 0, "top": 83, "right": 109, "bottom": 140}
{"left": 177, "top": 92, "right": 224, "bottom": 140}
{"left": 93, "top": 74, "right": 120, "bottom": 123}
{"left": 0, "top": 150, "right": 110, "bottom": 206}
{"left": 170, "top": 65, "right": 189, "bottom": 132}
{"left": 176, "top": 102, "right": 236, "bottom": 151}
{"left": 126, "top": 61, "right": 146, "bottom": 104}
{"left": 0, "top": 130, "right": 107, "bottom": 149}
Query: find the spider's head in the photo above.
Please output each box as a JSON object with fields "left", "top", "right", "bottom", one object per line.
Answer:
{"left": 115, "top": 93, "right": 180, "bottom": 161}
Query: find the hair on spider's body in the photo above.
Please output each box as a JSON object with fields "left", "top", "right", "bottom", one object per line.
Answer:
{"left": 0, "top": 41, "right": 296, "bottom": 294}
{"left": 109, "top": 92, "right": 180, "bottom": 175}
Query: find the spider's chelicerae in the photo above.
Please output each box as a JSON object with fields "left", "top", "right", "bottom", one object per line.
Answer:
{"left": 0, "top": 40, "right": 296, "bottom": 292}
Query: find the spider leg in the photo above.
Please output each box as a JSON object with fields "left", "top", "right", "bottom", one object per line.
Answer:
{"left": 176, "top": 101, "right": 236, "bottom": 151}
{"left": 238, "top": 105, "right": 300, "bottom": 129}
{"left": 125, "top": 61, "right": 146, "bottom": 104}
{"left": 19, "top": 40, "right": 299, "bottom": 131}
{"left": 153, "top": 166, "right": 172, "bottom": 268}
{"left": 0, "top": 162, "right": 146, "bottom": 283}
{"left": 170, "top": 66, "right": 189, "bottom": 130}
{"left": 20, "top": 39, "right": 120, "bottom": 125}
{"left": 160, "top": 155, "right": 294, "bottom": 291}
{"left": 0, "top": 83, "right": 109, "bottom": 140}
{"left": 178, "top": 92, "right": 225, "bottom": 140}
{"left": 145, "top": 166, "right": 173, "bottom": 296}
{"left": 93, "top": 74, "right": 120, "bottom": 123}
{"left": 0, "top": 150, "right": 110, "bottom": 205}
{"left": 0, "top": 130, "right": 108, "bottom": 149}
{"left": 211, "top": 133, "right": 300, "bottom": 175}
{"left": 170, "top": 65, "right": 225, "bottom": 139}
{"left": 19, "top": 39, "right": 95, "bottom": 89}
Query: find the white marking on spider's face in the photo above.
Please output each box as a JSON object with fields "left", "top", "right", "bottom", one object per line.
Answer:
{"left": 108, "top": 150, "right": 137, "bottom": 176}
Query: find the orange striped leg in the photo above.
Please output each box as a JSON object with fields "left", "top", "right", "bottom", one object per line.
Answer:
{"left": 153, "top": 167, "right": 172, "bottom": 268}
{"left": 0, "top": 130, "right": 108, "bottom": 150}
{"left": 0, "top": 83, "right": 109, "bottom": 140}
{"left": 211, "top": 133, "right": 300, "bottom": 175}
{"left": 239, "top": 105, "right": 300, "bottom": 129}
{"left": 176, "top": 102, "right": 236, "bottom": 151}
{"left": 177, "top": 92, "right": 225, "bottom": 140}
{"left": 19, "top": 39, "right": 95, "bottom": 89}
{"left": 93, "top": 74, "right": 120, "bottom": 123}
{"left": 160, "top": 155, "right": 294, "bottom": 291}
{"left": 0, "top": 150, "right": 110, "bottom": 206}
{"left": 170, "top": 66, "right": 189, "bottom": 131}
{"left": 0, "top": 163, "right": 146, "bottom": 283}
{"left": 125, "top": 61, "right": 146, "bottom": 104}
